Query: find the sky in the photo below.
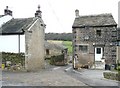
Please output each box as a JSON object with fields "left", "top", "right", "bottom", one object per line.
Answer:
{"left": 0, "top": 0, "right": 119, "bottom": 33}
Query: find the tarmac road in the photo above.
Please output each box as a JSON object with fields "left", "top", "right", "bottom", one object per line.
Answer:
{"left": 2, "top": 64, "right": 86, "bottom": 86}
{"left": 66, "top": 68, "right": 119, "bottom": 87}
{"left": 1, "top": 64, "right": 120, "bottom": 88}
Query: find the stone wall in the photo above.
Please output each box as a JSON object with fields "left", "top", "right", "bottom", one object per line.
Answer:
{"left": 72, "top": 26, "right": 117, "bottom": 68}
{"left": 103, "top": 71, "right": 120, "bottom": 81}
{"left": 46, "top": 49, "right": 62, "bottom": 57}
{"left": 25, "top": 18, "right": 45, "bottom": 71}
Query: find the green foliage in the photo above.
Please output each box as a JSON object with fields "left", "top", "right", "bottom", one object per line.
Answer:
{"left": 117, "top": 66, "right": 120, "bottom": 70}
{"left": 103, "top": 72, "right": 120, "bottom": 81}
{"left": 50, "top": 54, "right": 65, "bottom": 66}
{"left": 2, "top": 52, "right": 25, "bottom": 66}
{"left": 62, "top": 41, "right": 72, "bottom": 55}
{"left": 115, "top": 63, "right": 120, "bottom": 72}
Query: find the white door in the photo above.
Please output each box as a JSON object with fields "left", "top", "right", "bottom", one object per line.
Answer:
{"left": 95, "top": 47, "right": 103, "bottom": 61}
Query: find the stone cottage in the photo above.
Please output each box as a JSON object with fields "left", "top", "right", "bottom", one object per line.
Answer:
{"left": 45, "top": 41, "right": 68, "bottom": 64}
{"left": 72, "top": 9, "right": 117, "bottom": 69}
{"left": 0, "top": 6, "right": 46, "bottom": 71}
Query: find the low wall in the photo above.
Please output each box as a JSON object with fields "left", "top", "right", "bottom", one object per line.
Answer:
{"left": 103, "top": 71, "right": 120, "bottom": 81}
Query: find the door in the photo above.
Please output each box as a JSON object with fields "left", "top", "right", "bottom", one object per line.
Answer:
{"left": 95, "top": 47, "right": 103, "bottom": 61}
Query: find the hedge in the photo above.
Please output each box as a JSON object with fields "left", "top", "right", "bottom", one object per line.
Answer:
{"left": 103, "top": 72, "right": 120, "bottom": 81}
{"left": 50, "top": 54, "right": 66, "bottom": 66}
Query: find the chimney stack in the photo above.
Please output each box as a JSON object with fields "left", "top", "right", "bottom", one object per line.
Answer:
{"left": 4, "top": 6, "right": 12, "bottom": 16}
{"left": 75, "top": 9, "right": 79, "bottom": 18}
{"left": 35, "top": 5, "right": 42, "bottom": 18}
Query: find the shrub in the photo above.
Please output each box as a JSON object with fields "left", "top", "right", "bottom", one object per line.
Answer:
{"left": 117, "top": 66, "right": 120, "bottom": 71}
{"left": 50, "top": 54, "right": 65, "bottom": 66}
{"left": 103, "top": 72, "right": 120, "bottom": 81}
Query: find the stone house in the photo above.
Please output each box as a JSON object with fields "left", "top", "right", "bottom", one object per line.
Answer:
{"left": 72, "top": 9, "right": 117, "bottom": 69}
{"left": 0, "top": 6, "right": 46, "bottom": 71}
{"left": 45, "top": 41, "right": 68, "bottom": 63}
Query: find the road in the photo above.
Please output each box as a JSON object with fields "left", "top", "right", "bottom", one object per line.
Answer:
{"left": 1, "top": 63, "right": 120, "bottom": 87}
{"left": 2, "top": 64, "right": 86, "bottom": 86}
{"left": 66, "top": 68, "right": 119, "bottom": 87}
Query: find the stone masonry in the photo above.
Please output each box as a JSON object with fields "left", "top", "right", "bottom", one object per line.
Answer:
{"left": 72, "top": 10, "right": 117, "bottom": 69}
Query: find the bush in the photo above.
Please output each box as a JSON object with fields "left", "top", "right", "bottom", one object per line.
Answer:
{"left": 103, "top": 72, "right": 120, "bottom": 81}
{"left": 117, "top": 66, "right": 120, "bottom": 71}
{"left": 50, "top": 54, "right": 66, "bottom": 66}
{"left": 116, "top": 63, "right": 120, "bottom": 71}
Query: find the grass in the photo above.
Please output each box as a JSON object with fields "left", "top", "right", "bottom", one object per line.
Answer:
{"left": 62, "top": 41, "right": 72, "bottom": 55}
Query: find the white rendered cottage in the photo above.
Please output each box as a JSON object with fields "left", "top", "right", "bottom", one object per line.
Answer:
{"left": 0, "top": 6, "right": 46, "bottom": 71}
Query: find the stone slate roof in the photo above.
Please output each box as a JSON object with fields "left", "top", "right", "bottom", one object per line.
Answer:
{"left": 72, "top": 13, "right": 117, "bottom": 28}
{"left": 45, "top": 41, "right": 67, "bottom": 50}
{"left": 0, "top": 17, "right": 38, "bottom": 35}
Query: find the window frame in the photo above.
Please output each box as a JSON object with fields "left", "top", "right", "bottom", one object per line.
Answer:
{"left": 96, "top": 30, "right": 101, "bottom": 36}
{"left": 79, "top": 45, "right": 88, "bottom": 53}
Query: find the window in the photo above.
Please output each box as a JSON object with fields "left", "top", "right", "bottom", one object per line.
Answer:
{"left": 74, "top": 48, "right": 76, "bottom": 51}
{"left": 111, "top": 41, "right": 117, "bottom": 46}
{"left": 73, "top": 30, "right": 76, "bottom": 33}
{"left": 96, "top": 48, "right": 101, "bottom": 54}
{"left": 112, "top": 50, "right": 116, "bottom": 52}
{"left": 74, "top": 40, "right": 76, "bottom": 42}
{"left": 74, "top": 36, "right": 76, "bottom": 39}
{"left": 112, "top": 55, "right": 116, "bottom": 57}
{"left": 117, "top": 41, "right": 120, "bottom": 46}
{"left": 79, "top": 45, "right": 88, "bottom": 53}
{"left": 112, "top": 31, "right": 117, "bottom": 37}
{"left": 96, "top": 30, "right": 101, "bottom": 36}
{"left": 46, "top": 49, "right": 50, "bottom": 55}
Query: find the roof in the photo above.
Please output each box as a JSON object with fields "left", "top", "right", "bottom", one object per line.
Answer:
{"left": 0, "top": 17, "right": 38, "bottom": 35}
{"left": 0, "top": 15, "right": 4, "bottom": 18}
{"left": 45, "top": 41, "right": 67, "bottom": 50}
{"left": 72, "top": 13, "right": 117, "bottom": 28}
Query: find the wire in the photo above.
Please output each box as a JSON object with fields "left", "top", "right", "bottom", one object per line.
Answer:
{"left": 46, "top": 0, "right": 64, "bottom": 32}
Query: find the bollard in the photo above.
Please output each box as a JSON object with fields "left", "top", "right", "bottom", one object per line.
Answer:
{"left": 2, "top": 64, "right": 5, "bottom": 69}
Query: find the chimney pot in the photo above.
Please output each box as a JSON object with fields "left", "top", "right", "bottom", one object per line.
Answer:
{"left": 4, "top": 6, "right": 12, "bottom": 16}
{"left": 75, "top": 9, "right": 79, "bottom": 18}
{"left": 35, "top": 5, "right": 42, "bottom": 18}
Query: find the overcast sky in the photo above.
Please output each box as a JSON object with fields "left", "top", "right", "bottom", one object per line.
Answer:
{"left": 0, "top": 0, "right": 119, "bottom": 33}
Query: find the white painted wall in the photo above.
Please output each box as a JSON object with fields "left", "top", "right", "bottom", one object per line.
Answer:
{"left": 0, "top": 35, "right": 25, "bottom": 53}
{"left": 0, "top": 15, "right": 12, "bottom": 27}
{"left": 20, "top": 35, "right": 25, "bottom": 53}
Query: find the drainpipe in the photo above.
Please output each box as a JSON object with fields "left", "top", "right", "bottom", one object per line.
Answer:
{"left": 18, "top": 35, "right": 20, "bottom": 53}
{"left": 93, "top": 43, "right": 95, "bottom": 69}
{"left": 73, "top": 57, "right": 75, "bottom": 69}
